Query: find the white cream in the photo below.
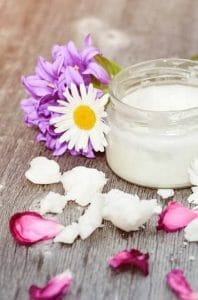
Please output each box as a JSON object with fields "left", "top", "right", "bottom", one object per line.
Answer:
{"left": 106, "top": 84, "right": 198, "bottom": 188}
{"left": 122, "top": 85, "right": 198, "bottom": 111}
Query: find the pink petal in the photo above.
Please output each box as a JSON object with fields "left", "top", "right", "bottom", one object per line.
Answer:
{"left": 166, "top": 269, "right": 198, "bottom": 300}
{"left": 108, "top": 249, "right": 149, "bottom": 276}
{"left": 9, "top": 212, "right": 62, "bottom": 245}
{"left": 157, "top": 201, "right": 198, "bottom": 232}
{"left": 29, "top": 270, "right": 73, "bottom": 300}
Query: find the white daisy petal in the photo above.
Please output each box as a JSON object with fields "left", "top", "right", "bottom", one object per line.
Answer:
{"left": 50, "top": 115, "right": 68, "bottom": 125}
{"left": 70, "top": 83, "right": 81, "bottom": 101}
{"left": 90, "top": 128, "right": 103, "bottom": 152}
{"left": 80, "top": 84, "right": 87, "bottom": 100}
{"left": 63, "top": 87, "right": 74, "bottom": 103}
{"left": 54, "top": 123, "right": 71, "bottom": 134}
{"left": 57, "top": 100, "right": 68, "bottom": 106}
{"left": 48, "top": 106, "right": 68, "bottom": 114}
{"left": 59, "top": 127, "right": 77, "bottom": 143}
{"left": 98, "top": 94, "right": 109, "bottom": 107}
{"left": 53, "top": 118, "right": 73, "bottom": 129}
{"left": 68, "top": 131, "right": 81, "bottom": 150}
{"left": 75, "top": 131, "right": 89, "bottom": 151}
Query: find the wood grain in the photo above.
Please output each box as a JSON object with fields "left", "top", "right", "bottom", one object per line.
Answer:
{"left": 0, "top": 0, "right": 198, "bottom": 299}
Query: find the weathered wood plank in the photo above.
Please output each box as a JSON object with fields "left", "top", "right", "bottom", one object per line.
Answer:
{"left": 0, "top": 0, "right": 198, "bottom": 299}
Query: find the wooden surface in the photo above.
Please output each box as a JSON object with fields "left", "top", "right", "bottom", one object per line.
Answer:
{"left": 0, "top": 0, "right": 198, "bottom": 299}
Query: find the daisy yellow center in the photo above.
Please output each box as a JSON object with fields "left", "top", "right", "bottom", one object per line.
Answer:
{"left": 73, "top": 105, "right": 96, "bottom": 130}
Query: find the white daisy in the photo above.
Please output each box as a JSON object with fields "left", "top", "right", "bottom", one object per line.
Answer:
{"left": 49, "top": 83, "right": 110, "bottom": 152}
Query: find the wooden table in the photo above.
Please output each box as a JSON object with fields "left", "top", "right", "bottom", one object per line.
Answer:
{"left": 1, "top": 1, "right": 198, "bottom": 299}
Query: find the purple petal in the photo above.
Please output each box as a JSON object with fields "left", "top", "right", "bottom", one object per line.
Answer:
{"left": 35, "top": 57, "right": 56, "bottom": 82}
{"left": 81, "top": 47, "right": 99, "bottom": 63}
{"left": 53, "top": 142, "right": 68, "bottom": 156}
{"left": 67, "top": 41, "right": 81, "bottom": 65}
{"left": 58, "top": 67, "right": 84, "bottom": 91}
{"left": 22, "top": 76, "right": 55, "bottom": 98}
{"left": 83, "top": 34, "right": 92, "bottom": 48}
{"left": 83, "top": 62, "right": 110, "bottom": 84}
{"left": 20, "top": 98, "right": 39, "bottom": 126}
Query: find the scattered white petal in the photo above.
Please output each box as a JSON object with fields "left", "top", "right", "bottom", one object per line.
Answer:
{"left": 54, "top": 223, "right": 79, "bottom": 244}
{"left": 25, "top": 157, "right": 61, "bottom": 184}
{"left": 188, "top": 159, "right": 198, "bottom": 186}
{"left": 157, "top": 189, "right": 174, "bottom": 199}
{"left": 61, "top": 166, "right": 107, "bottom": 206}
{"left": 78, "top": 194, "right": 104, "bottom": 239}
{"left": 102, "top": 189, "right": 161, "bottom": 232}
{"left": 187, "top": 193, "right": 198, "bottom": 205}
{"left": 184, "top": 218, "right": 198, "bottom": 242}
{"left": 191, "top": 186, "right": 198, "bottom": 193}
{"left": 39, "top": 192, "right": 68, "bottom": 214}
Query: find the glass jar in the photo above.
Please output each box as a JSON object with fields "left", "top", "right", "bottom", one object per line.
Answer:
{"left": 106, "top": 58, "right": 198, "bottom": 188}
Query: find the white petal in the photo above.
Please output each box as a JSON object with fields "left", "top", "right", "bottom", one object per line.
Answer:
{"left": 25, "top": 157, "right": 61, "bottom": 184}
{"left": 39, "top": 192, "right": 68, "bottom": 214}
{"left": 89, "top": 128, "right": 104, "bottom": 152}
{"left": 70, "top": 83, "right": 82, "bottom": 101}
{"left": 54, "top": 120, "right": 73, "bottom": 133}
{"left": 100, "top": 121, "right": 110, "bottom": 134}
{"left": 63, "top": 87, "right": 74, "bottom": 103}
{"left": 79, "top": 84, "right": 87, "bottom": 100}
{"left": 98, "top": 93, "right": 109, "bottom": 107}
{"left": 68, "top": 131, "right": 81, "bottom": 150}
{"left": 54, "top": 223, "right": 79, "bottom": 244}
{"left": 50, "top": 115, "right": 68, "bottom": 125}
{"left": 48, "top": 106, "right": 68, "bottom": 114}
{"left": 75, "top": 131, "right": 89, "bottom": 151}
{"left": 86, "top": 84, "right": 97, "bottom": 102}
{"left": 59, "top": 127, "right": 77, "bottom": 143}
{"left": 57, "top": 100, "right": 68, "bottom": 106}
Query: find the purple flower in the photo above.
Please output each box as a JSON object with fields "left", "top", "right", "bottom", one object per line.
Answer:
{"left": 20, "top": 35, "right": 110, "bottom": 157}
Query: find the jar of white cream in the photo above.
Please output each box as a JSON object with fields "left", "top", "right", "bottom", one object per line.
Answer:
{"left": 106, "top": 58, "right": 198, "bottom": 188}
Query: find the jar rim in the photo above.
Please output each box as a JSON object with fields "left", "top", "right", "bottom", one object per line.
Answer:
{"left": 109, "top": 58, "right": 198, "bottom": 114}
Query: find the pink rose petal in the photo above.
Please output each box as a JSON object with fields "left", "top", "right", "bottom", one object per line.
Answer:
{"left": 157, "top": 201, "right": 198, "bottom": 232}
{"left": 108, "top": 249, "right": 149, "bottom": 276}
{"left": 29, "top": 270, "right": 73, "bottom": 300}
{"left": 9, "top": 212, "right": 62, "bottom": 245}
{"left": 166, "top": 269, "right": 198, "bottom": 300}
